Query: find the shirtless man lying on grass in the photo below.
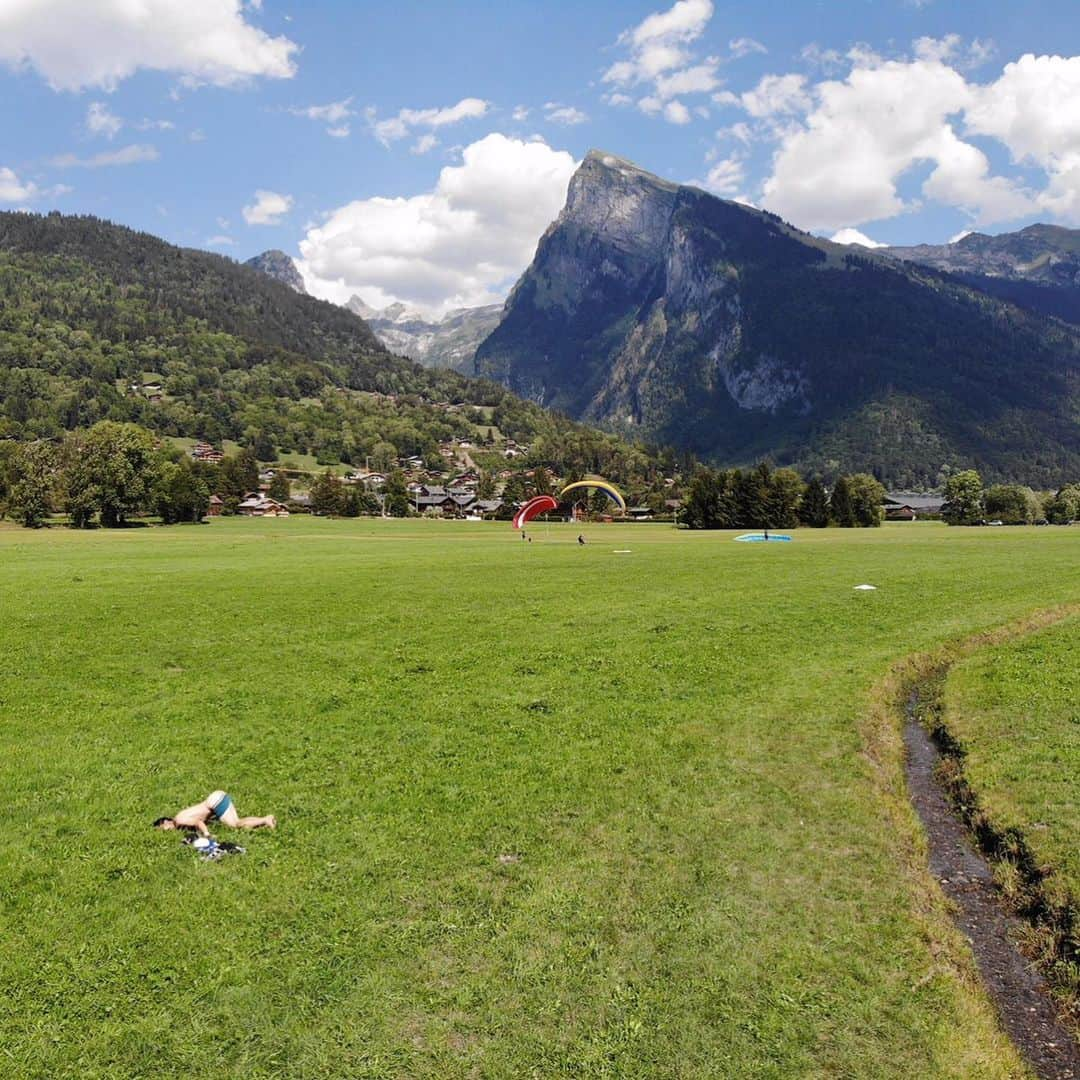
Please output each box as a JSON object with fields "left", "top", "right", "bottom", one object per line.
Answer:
{"left": 154, "top": 790, "right": 276, "bottom": 835}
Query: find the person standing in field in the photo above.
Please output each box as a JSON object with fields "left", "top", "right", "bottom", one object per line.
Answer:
{"left": 153, "top": 791, "right": 276, "bottom": 835}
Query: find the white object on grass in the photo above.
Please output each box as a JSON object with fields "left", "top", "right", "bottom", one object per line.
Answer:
{"left": 613, "top": 549, "right": 632, "bottom": 553}
{"left": 854, "top": 584, "right": 877, "bottom": 590}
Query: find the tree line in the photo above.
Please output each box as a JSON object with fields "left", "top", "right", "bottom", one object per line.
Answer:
{"left": 941, "top": 469, "right": 1079, "bottom": 525}
{"left": 0, "top": 422, "right": 266, "bottom": 528}
{"left": 681, "top": 464, "right": 886, "bottom": 529}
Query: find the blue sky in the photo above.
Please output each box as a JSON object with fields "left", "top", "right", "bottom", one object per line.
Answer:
{"left": 4, "top": 0, "right": 1080, "bottom": 313}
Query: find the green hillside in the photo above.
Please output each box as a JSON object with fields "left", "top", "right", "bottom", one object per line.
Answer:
{"left": 0, "top": 212, "right": 657, "bottom": 482}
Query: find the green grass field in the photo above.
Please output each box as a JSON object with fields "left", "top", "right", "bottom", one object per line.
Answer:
{"left": 944, "top": 616, "right": 1079, "bottom": 912}
{"left": 1, "top": 519, "right": 1078, "bottom": 1078}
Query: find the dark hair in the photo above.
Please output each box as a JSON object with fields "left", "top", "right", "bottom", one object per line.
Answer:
{"left": 152, "top": 816, "right": 174, "bottom": 828}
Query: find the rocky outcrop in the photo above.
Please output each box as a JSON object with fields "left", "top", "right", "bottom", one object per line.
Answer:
{"left": 474, "top": 150, "right": 1080, "bottom": 486}
{"left": 887, "top": 225, "right": 1080, "bottom": 287}
{"left": 346, "top": 298, "right": 501, "bottom": 371}
{"left": 244, "top": 249, "right": 306, "bottom": 294}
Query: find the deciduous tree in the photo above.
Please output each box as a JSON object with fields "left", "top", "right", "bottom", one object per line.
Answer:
{"left": 942, "top": 470, "right": 984, "bottom": 526}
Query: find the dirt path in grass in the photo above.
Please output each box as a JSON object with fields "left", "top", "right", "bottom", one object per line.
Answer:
{"left": 905, "top": 684, "right": 1080, "bottom": 1080}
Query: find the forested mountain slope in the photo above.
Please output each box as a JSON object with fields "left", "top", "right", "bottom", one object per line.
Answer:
{"left": 0, "top": 212, "right": 655, "bottom": 479}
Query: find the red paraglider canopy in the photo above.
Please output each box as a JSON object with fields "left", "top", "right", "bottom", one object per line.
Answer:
{"left": 513, "top": 495, "right": 559, "bottom": 530}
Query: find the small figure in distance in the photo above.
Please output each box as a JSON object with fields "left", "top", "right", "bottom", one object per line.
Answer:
{"left": 521, "top": 530, "right": 527, "bottom": 541}
{"left": 577, "top": 533, "right": 586, "bottom": 545}
{"left": 153, "top": 790, "right": 275, "bottom": 835}
{"left": 763, "top": 528, "right": 769, "bottom": 541}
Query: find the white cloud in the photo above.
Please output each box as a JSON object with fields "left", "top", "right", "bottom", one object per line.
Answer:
{"left": 298, "top": 133, "right": 577, "bottom": 314}
{"left": 628, "top": 0, "right": 713, "bottom": 50}
{"left": 740, "top": 74, "right": 812, "bottom": 117}
{"left": 830, "top": 228, "right": 885, "bottom": 247}
{"left": 0, "top": 0, "right": 298, "bottom": 92}
{"left": 0, "top": 166, "right": 39, "bottom": 203}
{"left": 411, "top": 134, "right": 439, "bottom": 155}
{"left": 800, "top": 44, "right": 844, "bottom": 74}
{"left": 950, "top": 229, "right": 973, "bottom": 243}
{"left": 512, "top": 105, "right": 530, "bottom": 122}
{"left": 242, "top": 189, "right": 293, "bottom": 225}
{"left": 135, "top": 118, "right": 176, "bottom": 131}
{"left": 86, "top": 101, "right": 122, "bottom": 139}
{"left": 603, "top": 0, "right": 717, "bottom": 124}
{"left": 289, "top": 98, "right": 354, "bottom": 137}
{"left": 729, "top": 37, "right": 767, "bottom": 59}
{"left": 759, "top": 55, "right": 1037, "bottom": 231}
{"left": 370, "top": 97, "right": 489, "bottom": 146}
{"left": 52, "top": 144, "right": 159, "bottom": 168}
{"left": 696, "top": 156, "right": 744, "bottom": 196}
{"left": 655, "top": 63, "right": 720, "bottom": 99}
{"left": 718, "top": 120, "right": 754, "bottom": 144}
{"left": 965, "top": 53, "right": 1080, "bottom": 220}
{"left": 665, "top": 100, "right": 691, "bottom": 124}
{"left": 913, "top": 34, "right": 962, "bottom": 64}
{"left": 544, "top": 103, "right": 588, "bottom": 125}
{"left": 205, "top": 234, "right": 235, "bottom": 247}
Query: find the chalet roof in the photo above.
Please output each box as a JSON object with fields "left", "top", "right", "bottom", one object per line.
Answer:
{"left": 884, "top": 492, "right": 944, "bottom": 509}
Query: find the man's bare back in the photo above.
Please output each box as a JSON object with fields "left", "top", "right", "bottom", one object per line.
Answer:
{"left": 154, "top": 790, "right": 276, "bottom": 835}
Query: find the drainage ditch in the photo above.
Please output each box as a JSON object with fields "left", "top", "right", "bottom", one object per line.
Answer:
{"left": 905, "top": 678, "right": 1079, "bottom": 1080}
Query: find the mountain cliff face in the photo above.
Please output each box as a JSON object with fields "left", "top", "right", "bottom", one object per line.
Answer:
{"left": 475, "top": 151, "right": 1080, "bottom": 486}
{"left": 346, "top": 297, "right": 501, "bottom": 371}
{"left": 244, "top": 249, "right": 307, "bottom": 294}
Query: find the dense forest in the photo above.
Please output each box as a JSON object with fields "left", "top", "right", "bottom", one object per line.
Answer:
{"left": 0, "top": 212, "right": 664, "bottom": 486}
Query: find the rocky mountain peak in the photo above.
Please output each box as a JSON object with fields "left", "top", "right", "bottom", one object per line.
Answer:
{"left": 560, "top": 149, "right": 687, "bottom": 259}
{"left": 244, "top": 249, "right": 306, "bottom": 294}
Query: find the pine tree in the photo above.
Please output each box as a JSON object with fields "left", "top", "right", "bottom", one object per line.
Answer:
{"left": 268, "top": 471, "right": 291, "bottom": 502}
{"left": 830, "top": 476, "right": 855, "bottom": 527}
{"left": 310, "top": 469, "right": 344, "bottom": 516}
{"left": 800, "top": 477, "right": 830, "bottom": 527}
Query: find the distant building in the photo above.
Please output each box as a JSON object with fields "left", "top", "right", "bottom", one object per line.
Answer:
{"left": 207, "top": 494, "right": 224, "bottom": 517}
{"left": 191, "top": 442, "right": 224, "bottom": 464}
{"left": 883, "top": 493, "right": 944, "bottom": 520}
{"left": 237, "top": 493, "right": 290, "bottom": 518}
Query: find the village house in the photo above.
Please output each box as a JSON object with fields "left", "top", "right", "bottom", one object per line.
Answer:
{"left": 237, "top": 493, "right": 290, "bottom": 518}
{"left": 191, "top": 442, "right": 224, "bottom": 464}
{"left": 207, "top": 494, "right": 224, "bottom": 517}
{"left": 883, "top": 493, "right": 944, "bottom": 520}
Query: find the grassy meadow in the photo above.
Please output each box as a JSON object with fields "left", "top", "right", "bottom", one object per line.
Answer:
{"left": 944, "top": 616, "right": 1080, "bottom": 914}
{"left": 1, "top": 517, "right": 1078, "bottom": 1078}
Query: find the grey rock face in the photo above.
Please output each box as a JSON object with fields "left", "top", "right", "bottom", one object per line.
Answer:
{"left": 476, "top": 149, "right": 811, "bottom": 436}
{"left": 244, "top": 250, "right": 306, "bottom": 293}
{"left": 887, "top": 225, "right": 1080, "bottom": 286}
{"left": 347, "top": 297, "right": 502, "bottom": 371}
